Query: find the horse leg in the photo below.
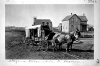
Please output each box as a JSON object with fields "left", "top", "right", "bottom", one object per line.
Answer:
{"left": 52, "top": 41, "right": 55, "bottom": 52}
{"left": 70, "top": 43, "right": 72, "bottom": 50}
{"left": 67, "top": 41, "right": 73, "bottom": 52}
{"left": 45, "top": 41, "right": 49, "bottom": 51}
{"left": 53, "top": 42, "right": 57, "bottom": 52}
{"left": 59, "top": 43, "right": 62, "bottom": 50}
{"left": 67, "top": 43, "right": 70, "bottom": 52}
{"left": 59, "top": 43, "right": 61, "bottom": 49}
{"left": 47, "top": 43, "right": 48, "bottom": 51}
{"left": 58, "top": 43, "right": 59, "bottom": 50}
{"left": 54, "top": 42, "right": 57, "bottom": 50}
{"left": 71, "top": 41, "right": 74, "bottom": 50}
{"left": 61, "top": 43, "right": 62, "bottom": 49}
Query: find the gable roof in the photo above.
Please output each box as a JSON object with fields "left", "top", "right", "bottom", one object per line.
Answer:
{"left": 62, "top": 14, "right": 74, "bottom": 21}
{"left": 62, "top": 14, "right": 88, "bottom": 21}
{"left": 78, "top": 16, "right": 88, "bottom": 21}
{"left": 25, "top": 25, "right": 41, "bottom": 29}
{"left": 33, "top": 19, "right": 52, "bottom": 25}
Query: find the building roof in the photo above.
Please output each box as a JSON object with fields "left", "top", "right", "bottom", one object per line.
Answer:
{"left": 62, "top": 14, "right": 88, "bottom": 21}
{"left": 33, "top": 19, "right": 52, "bottom": 25}
{"left": 25, "top": 25, "right": 41, "bottom": 29}
{"left": 62, "top": 15, "right": 74, "bottom": 21}
{"left": 78, "top": 16, "right": 88, "bottom": 21}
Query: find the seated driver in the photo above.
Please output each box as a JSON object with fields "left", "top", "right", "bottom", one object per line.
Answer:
{"left": 45, "top": 22, "right": 50, "bottom": 30}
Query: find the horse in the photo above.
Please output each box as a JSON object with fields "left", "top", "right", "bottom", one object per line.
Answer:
{"left": 52, "top": 32, "right": 77, "bottom": 52}
{"left": 51, "top": 33, "right": 70, "bottom": 50}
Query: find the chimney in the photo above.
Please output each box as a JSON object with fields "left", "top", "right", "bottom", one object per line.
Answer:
{"left": 34, "top": 17, "right": 37, "bottom": 21}
{"left": 71, "top": 13, "right": 72, "bottom": 15}
{"left": 83, "top": 13, "right": 85, "bottom": 16}
{"left": 33, "top": 17, "right": 37, "bottom": 26}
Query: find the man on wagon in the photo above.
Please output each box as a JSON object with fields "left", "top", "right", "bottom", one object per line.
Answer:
{"left": 41, "top": 22, "right": 51, "bottom": 36}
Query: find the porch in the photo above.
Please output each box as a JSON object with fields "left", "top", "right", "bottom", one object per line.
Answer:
{"left": 80, "top": 23, "right": 87, "bottom": 32}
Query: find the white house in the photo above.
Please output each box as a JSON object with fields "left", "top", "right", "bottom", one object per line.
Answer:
{"left": 62, "top": 13, "right": 88, "bottom": 33}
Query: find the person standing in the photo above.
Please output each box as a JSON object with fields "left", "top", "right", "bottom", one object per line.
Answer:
{"left": 41, "top": 22, "right": 45, "bottom": 30}
{"left": 45, "top": 22, "right": 50, "bottom": 30}
{"left": 76, "top": 28, "right": 81, "bottom": 38}
{"left": 75, "top": 28, "right": 81, "bottom": 42}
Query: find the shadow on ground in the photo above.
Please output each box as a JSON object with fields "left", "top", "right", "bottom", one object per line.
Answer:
{"left": 71, "top": 49, "right": 94, "bottom": 52}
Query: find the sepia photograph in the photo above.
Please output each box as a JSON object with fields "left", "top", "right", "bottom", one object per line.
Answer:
{"left": 5, "top": 4, "right": 94, "bottom": 60}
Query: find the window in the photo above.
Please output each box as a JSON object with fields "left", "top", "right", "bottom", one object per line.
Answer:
{"left": 72, "top": 18, "right": 74, "bottom": 22}
{"left": 71, "top": 25, "right": 74, "bottom": 31}
{"left": 63, "top": 26, "right": 64, "bottom": 29}
{"left": 71, "top": 19, "right": 72, "bottom": 24}
{"left": 76, "top": 19, "right": 78, "bottom": 22}
{"left": 71, "top": 18, "right": 74, "bottom": 24}
{"left": 73, "top": 18, "right": 74, "bottom": 24}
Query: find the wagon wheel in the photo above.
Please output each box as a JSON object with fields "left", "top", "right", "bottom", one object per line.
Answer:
{"left": 39, "top": 40, "right": 48, "bottom": 51}
{"left": 24, "top": 38, "right": 35, "bottom": 47}
{"left": 23, "top": 38, "right": 30, "bottom": 45}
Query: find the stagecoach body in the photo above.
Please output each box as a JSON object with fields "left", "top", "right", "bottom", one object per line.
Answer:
{"left": 25, "top": 25, "right": 41, "bottom": 38}
{"left": 24, "top": 24, "right": 54, "bottom": 51}
{"left": 25, "top": 25, "right": 46, "bottom": 42}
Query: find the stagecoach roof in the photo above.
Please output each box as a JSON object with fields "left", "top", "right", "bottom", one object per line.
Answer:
{"left": 25, "top": 25, "right": 41, "bottom": 29}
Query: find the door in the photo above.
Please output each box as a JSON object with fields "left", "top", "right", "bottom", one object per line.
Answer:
{"left": 82, "top": 25, "right": 87, "bottom": 32}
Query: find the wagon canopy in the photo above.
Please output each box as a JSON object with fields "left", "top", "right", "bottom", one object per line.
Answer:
{"left": 25, "top": 25, "right": 41, "bottom": 37}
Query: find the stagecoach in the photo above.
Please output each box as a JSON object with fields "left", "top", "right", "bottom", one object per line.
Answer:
{"left": 24, "top": 24, "right": 55, "bottom": 51}
{"left": 24, "top": 24, "right": 77, "bottom": 52}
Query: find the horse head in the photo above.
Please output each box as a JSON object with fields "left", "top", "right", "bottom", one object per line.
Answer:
{"left": 70, "top": 32, "right": 77, "bottom": 41}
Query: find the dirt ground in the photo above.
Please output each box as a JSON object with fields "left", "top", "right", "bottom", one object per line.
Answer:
{"left": 5, "top": 31, "right": 94, "bottom": 59}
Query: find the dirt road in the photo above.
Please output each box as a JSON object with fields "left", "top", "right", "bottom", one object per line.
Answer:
{"left": 5, "top": 31, "right": 94, "bottom": 59}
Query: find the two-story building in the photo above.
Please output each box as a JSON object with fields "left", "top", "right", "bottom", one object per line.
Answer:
{"left": 62, "top": 13, "right": 88, "bottom": 33}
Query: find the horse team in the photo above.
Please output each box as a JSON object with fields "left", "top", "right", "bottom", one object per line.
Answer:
{"left": 46, "top": 30, "right": 80, "bottom": 52}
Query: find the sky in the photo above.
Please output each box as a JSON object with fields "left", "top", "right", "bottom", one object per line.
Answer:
{"left": 5, "top": 4, "right": 94, "bottom": 27}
